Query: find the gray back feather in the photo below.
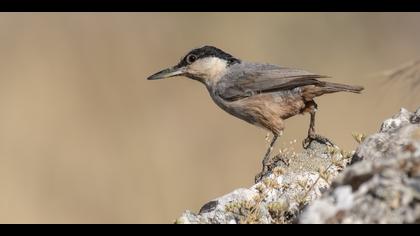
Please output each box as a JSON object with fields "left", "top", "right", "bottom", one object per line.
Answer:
{"left": 215, "top": 62, "right": 329, "bottom": 101}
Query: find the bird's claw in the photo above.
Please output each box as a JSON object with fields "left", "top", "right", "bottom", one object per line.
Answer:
{"left": 255, "top": 160, "right": 272, "bottom": 183}
{"left": 303, "top": 134, "right": 335, "bottom": 149}
{"left": 254, "top": 172, "right": 263, "bottom": 183}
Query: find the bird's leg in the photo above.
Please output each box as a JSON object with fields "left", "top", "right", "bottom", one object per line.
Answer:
{"left": 303, "top": 102, "right": 335, "bottom": 149}
{"left": 255, "top": 133, "right": 278, "bottom": 183}
{"left": 262, "top": 133, "right": 278, "bottom": 168}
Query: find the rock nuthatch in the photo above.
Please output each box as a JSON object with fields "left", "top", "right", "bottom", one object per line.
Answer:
{"left": 147, "top": 45, "right": 364, "bottom": 181}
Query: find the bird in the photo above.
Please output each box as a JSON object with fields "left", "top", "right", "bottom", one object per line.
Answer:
{"left": 147, "top": 45, "right": 364, "bottom": 182}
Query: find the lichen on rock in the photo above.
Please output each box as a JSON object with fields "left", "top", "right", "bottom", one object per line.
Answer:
{"left": 177, "top": 138, "right": 350, "bottom": 224}
{"left": 300, "top": 107, "right": 420, "bottom": 224}
{"left": 176, "top": 107, "right": 420, "bottom": 224}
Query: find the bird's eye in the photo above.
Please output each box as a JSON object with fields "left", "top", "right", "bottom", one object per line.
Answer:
{"left": 186, "top": 54, "right": 197, "bottom": 64}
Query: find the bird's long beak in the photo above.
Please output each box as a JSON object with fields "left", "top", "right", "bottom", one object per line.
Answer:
{"left": 147, "top": 66, "right": 185, "bottom": 80}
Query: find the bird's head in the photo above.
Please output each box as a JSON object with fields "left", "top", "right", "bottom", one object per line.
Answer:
{"left": 147, "top": 45, "right": 241, "bottom": 85}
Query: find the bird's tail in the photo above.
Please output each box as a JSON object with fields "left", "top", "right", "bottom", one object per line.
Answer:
{"left": 321, "top": 82, "right": 364, "bottom": 94}
{"left": 302, "top": 81, "right": 364, "bottom": 100}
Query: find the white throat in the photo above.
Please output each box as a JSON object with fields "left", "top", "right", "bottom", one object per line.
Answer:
{"left": 187, "top": 57, "right": 228, "bottom": 86}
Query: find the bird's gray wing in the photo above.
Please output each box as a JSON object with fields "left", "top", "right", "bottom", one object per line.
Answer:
{"left": 216, "top": 63, "right": 329, "bottom": 101}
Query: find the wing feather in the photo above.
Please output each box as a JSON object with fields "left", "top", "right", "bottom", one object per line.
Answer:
{"left": 216, "top": 63, "right": 329, "bottom": 101}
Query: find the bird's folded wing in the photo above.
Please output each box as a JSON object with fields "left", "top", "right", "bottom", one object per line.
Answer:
{"left": 216, "top": 63, "right": 329, "bottom": 101}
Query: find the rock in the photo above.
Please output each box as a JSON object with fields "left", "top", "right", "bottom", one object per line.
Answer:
{"left": 299, "top": 107, "right": 420, "bottom": 224}
{"left": 350, "top": 107, "right": 420, "bottom": 164}
{"left": 176, "top": 107, "right": 420, "bottom": 224}
{"left": 176, "top": 139, "right": 350, "bottom": 224}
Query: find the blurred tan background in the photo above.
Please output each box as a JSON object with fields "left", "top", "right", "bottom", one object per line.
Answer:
{"left": 0, "top": 13, "right": 419, "bottom": 223}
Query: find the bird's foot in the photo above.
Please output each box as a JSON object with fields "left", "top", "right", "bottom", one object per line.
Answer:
{"left": 255, "top": 154, "right": 284, "bottom": 183}
{"left": 255, "top": 159, "right": 272, "bottom": 183}
{"left": 303, "top": 133, "right": 335, "bottom": 149}
{"left": 254, "top": 172, "right": 264, "bottom": 183}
